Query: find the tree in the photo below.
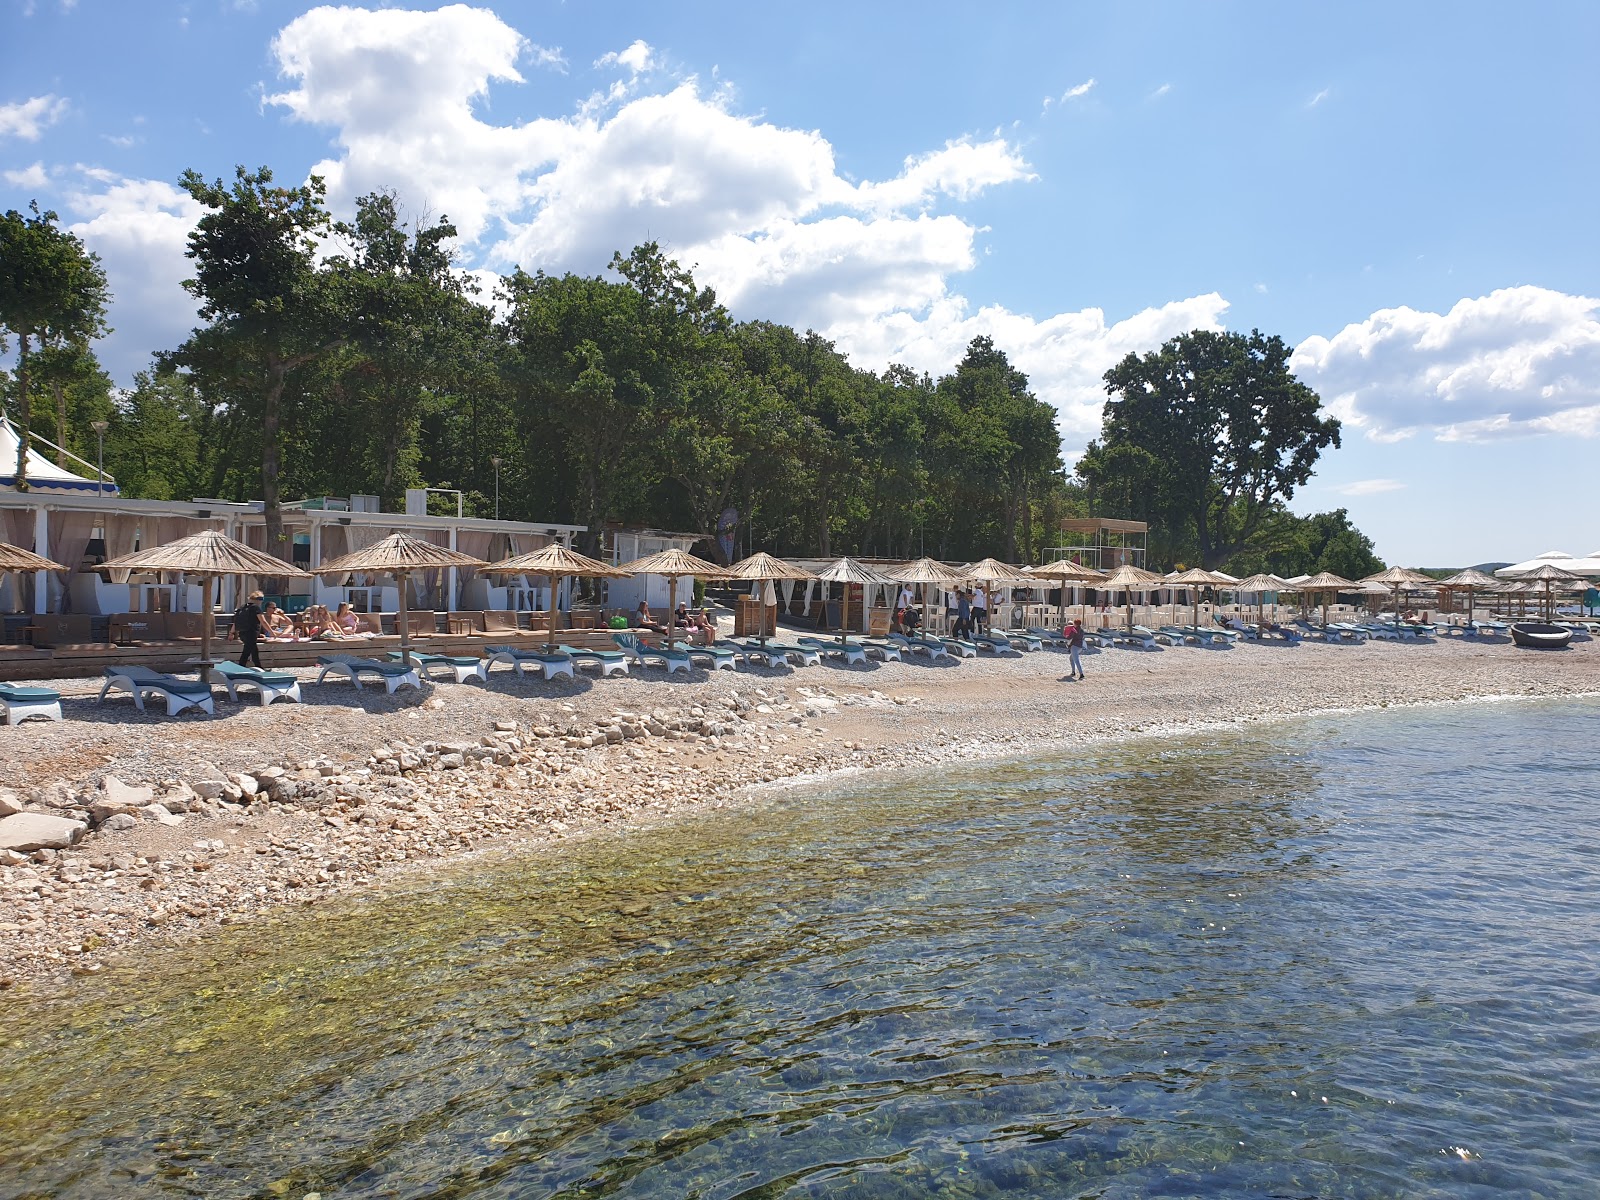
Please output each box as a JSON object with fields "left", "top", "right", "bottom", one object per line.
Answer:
{"left": 0, "top": 202, "right": 110, "bottom": 489}
{"left": 171, "top": 166, "right": 340, "bottom": 557}
{"left": 1080, "top": 329, "right": 1340, "bottom": 569}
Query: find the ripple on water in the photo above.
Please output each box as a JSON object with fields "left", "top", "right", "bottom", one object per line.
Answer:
{"left": 3, "top": 697, "right": 1599, "bottom": 1198}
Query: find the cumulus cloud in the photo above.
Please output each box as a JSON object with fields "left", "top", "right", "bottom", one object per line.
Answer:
{"left": 0, "top": 94, "right": 69, "bottom": 141}
{"left": 61, "top": 175, "right": 205, "bottom": 384}
{"left": 4, "top": 161, "right": 51, "bottom": 189}
{"left": 596, "top": 39, "right": 653, "bottom": 74}
{"left": 1292, "top": 286, "right": 1600, "bottom": 443}
{"left": 1332, "top": 479, "right": 1407, "bottom": 497}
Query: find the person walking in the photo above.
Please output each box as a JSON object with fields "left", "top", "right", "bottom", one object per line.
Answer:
{"left": 230, "top": 589, "right": 266, "bottom": 668}
{"left": 972, "top": 584, "right": 989, "bottom": 635}
{"left": 954, "top": 589, "right": 973, "bottom": 639}
{"left": 1064, "top": 617, "right": 1085, "bottom": 680}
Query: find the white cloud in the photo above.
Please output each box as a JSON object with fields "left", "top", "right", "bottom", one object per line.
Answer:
{"left": 1063, "top": 78, "right": 1096, "bottom": 100}
{"left": 4, "top": 161, "right": 50, "bottom": 189}
{"left": 1309, "top": 87, "right": 1331, "bottom": 107}
{"left": 1151, "top": 83, "right": 1171, "bottom": 100}
{"left": 0, "top": 94, "right": 69, "bottom": 141}
{"left": 1331, "top": 479, "right": 1407, "bottom": 497}
{"left": 1292, "top": 286, "right": 1600, "bottom": 443}
{"left": 596, "top": 39, "right": 653, "bottom": 75}
{"left": 61, "top": 175, "right": 205, "bottom": 384}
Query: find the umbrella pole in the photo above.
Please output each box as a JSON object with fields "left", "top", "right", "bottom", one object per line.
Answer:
{"left": 666, "top": 575, "right": 678, "bottom": 652}
{"left": 398, "top": 569, "right": 412, "bottom": 668}
{"left": 547, "top": 572, "right": 560, "bottom": 653}
{"left": 199, "top": 574, "right": 214, "bottom": 675}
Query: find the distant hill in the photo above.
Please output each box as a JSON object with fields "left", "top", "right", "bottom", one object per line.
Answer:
{"left": 1417, "top": 563, "right": 1512, "bottom": 578}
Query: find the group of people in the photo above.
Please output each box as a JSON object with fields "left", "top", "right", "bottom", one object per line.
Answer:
{"left": 634, "top": 600, "right": 717, "bottom": 646}
{"left": 893, "top": 583, "right": 992, "bottom": 639}
{"left": 228, "top": 592, "right": 371, "bottom": 667}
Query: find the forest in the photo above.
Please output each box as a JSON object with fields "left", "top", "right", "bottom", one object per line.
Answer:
{"left": 1, "top": 168, "right": 1383, "bottom": 579}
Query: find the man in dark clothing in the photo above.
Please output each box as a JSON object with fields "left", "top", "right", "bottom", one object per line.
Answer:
{"left": 231, "top": 589, "right": 265, "bottom": 668}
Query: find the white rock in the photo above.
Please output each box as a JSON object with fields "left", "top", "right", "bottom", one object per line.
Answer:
{"left": 141, "top": 804, "right": 187, "bottom": 827}
{"left": 101, "top": 776, "right": 156, "bottom": 808}
{"left": 0, "top": 812, "right": 87, "bottom": 853}
{"left": 0, "top": 791, "right": 25, "bottom": 818}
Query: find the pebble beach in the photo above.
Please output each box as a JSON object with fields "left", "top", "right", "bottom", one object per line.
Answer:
{"left": 2, "top": 633, "right": 1595, "bottom": 993}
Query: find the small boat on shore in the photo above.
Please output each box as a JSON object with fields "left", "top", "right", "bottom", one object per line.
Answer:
{"left": 1511, "top": 623, "right": 1573, "bottom": 649}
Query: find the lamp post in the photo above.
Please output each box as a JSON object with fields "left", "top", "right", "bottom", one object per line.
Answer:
{"left": 490, "top": 455, "right": 502, "bottom": 520}
{"left": 90, "top": 420, "right": 108, "bottom": 495}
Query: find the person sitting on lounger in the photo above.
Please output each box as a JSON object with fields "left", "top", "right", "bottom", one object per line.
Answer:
{"left": 262, "top": 602, "right": 297, "bottom": 639}
{"left": 900, "top": 605, "right": 922, "bottom": 635}
{"left": 332, "top": 602, "right": 364, "bottom": 637}
{"left": 635, "top": 601, "right": 668, "bottom": 634}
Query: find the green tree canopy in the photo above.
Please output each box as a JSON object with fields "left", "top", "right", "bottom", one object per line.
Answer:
{"left": 1079, "top": 329, "right": 1340, "bottom": 569}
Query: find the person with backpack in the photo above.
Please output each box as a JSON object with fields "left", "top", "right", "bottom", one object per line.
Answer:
{"left": 230, "top": 590, "right": 266, "bottom": 668}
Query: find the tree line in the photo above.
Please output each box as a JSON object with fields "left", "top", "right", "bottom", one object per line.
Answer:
{"left": 1, "top": 166, "right": 1383, "bottom": 578}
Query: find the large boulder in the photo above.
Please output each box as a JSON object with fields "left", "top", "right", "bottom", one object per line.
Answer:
{"left": 101, "top": 775, "right": 156, "bottom": 808}
{"left": 0, "top": 790, "right": 22, "bottom": 818}
{"left": 0, "top": 812, "right": 87, "bottom": 853}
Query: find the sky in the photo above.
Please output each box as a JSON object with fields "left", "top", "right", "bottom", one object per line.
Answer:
{"left": 3, "top": 1, "right": 1598, "bottom": 568}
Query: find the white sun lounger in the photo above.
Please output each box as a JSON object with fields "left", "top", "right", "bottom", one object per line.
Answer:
{"left": 207, "top": 661, "right": 302, "bottom": 705}
{"left": 0, "top": 684, "right": 62, "bottom": 725}
{"left": 315, "top": 655, "right": 423, "bottom": 694}
{"left": 484, "top": 645, "right": 577, "bottom": 681}
{"left": 99, "top": 666, "right": 216, "bottom": 717}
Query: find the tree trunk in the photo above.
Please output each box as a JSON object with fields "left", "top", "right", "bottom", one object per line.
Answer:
{"left": 1020, "top": 476, "right": 1034, "bottom": 564}
{"left": 262, "top": 355, "right": 287, "bottom": 561}
{"left": 52, "top": 379, "right": 70, "bottom": 467}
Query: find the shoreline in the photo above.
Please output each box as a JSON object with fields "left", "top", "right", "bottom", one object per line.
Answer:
{"left": 2, "top": 636, "right": 1595, "bottom": 993}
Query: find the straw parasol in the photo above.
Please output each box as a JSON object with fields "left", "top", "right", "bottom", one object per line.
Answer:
{"left": 0, "top": 541, "right": 67, "bottom": 574}
{"left": 613, "top": 547, "right": 730, "bottom": 652}
{"left": 1296, "top": 570, "right": 1356, "bottom": 627}
{"left": 1435, "top": 567, "right": 1499, "bottom": 626}
{"left": 1100, "top": 564, "right": 1167, "bottom": 634}
{"left": 1229, "top": 572, "right": 1291, "bottom": 630}
{"left": 723, "top": 551, "right": 817, "bottom": 646}
{"left": 1030, "top": 559, "right": 1106, "bottom": 627}
{"left": 1361, "top": 566, "right": 1437, "bottom": 627}
{"left": 1506, "top": 561, "right": 1585, "bottom": 622}
{"left": 1166, "top": 566, "right": 1233, "bottom": 632}
{"left": 99, "top": 529, "right": 311, "bottom": 673}
{"left": 888, "top": 555, "right": 965, "bottom": 632}
{"left": 317, "top": 531, "right": 488, "bottom": 667}
{"left": 483, "top": 543, "right": 632, "bottom": 653}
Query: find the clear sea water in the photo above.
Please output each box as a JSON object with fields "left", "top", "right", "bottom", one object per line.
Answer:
{"left": 4, "top": 697, "right": 1599, "bottom": 1199}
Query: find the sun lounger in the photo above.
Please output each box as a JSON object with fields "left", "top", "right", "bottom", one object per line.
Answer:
{"left": 760, "top": 640, "right": 822, "bottom": 667}
{"left": 314, "top": 654, "right": 423, "bottom": 693}
{"left": 887, "top": 632, "right": 952, "bottom": 661}
{"left": 995, "top": 629, "right": 1044, "bottom": 651}
{"left": 612, "top": 633, "right": 691, "bottom": 674}
{"left": 798, "top": 636, "right": 868, "bottom": 666}
{"left": 686, "top": 643, "right": 738, "bottom": 671}
{"left": 936, "top": 635, "right": 978, "bottom": 657}
{"left": 484, "top": 645, "right": 577, "bottom": 681}
{"left": 972, "top": 631, "right": 1024, "bottom": 654}
{"left": 557, "top": 644, "right": 629, "bottom": 676}
{"left": 389, "top": 650, "right": 487, "bottom": 684}
{"left": 0, "top": 684, "right": 62, "bottom": 725}
{"left": 713, "top": 638, "right": 785, "bottom": 668}
{"left": 207, "top": 661, "right": 302, "bottom": 705}
{"left": 858, "top": 637, "right": 902, "bottom": 662}
{"left": 1024, "top": 626, "right": 1068, "bottom": 648}
{"left": 1160, "top": 625, "right": 1231, "bottom": 648}
{"left": 98, "top": 666, "right": 216, "bottom": 717}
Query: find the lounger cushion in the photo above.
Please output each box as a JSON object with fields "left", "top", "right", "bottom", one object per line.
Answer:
{"left": 0, "top": 685, "right": 60, "bottom": 701}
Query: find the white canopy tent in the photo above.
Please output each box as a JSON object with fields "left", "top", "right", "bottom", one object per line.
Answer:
{"left": 0, "top": 416, "right": 118, "bottom": 496}
{"left": 1496, "top": 550, "right": 1600, "bottom": 579}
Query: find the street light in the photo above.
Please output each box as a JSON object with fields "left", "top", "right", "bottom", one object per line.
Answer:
{"left": 490, "top": 455, "right": 502, "bottom": 520}
{"left": 90, "top": 420, "right": 108, "bottom": 496}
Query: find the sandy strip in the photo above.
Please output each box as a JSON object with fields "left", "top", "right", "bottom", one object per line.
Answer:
{"left": 2, "top": 634, "right": 1595, "bottom": 992}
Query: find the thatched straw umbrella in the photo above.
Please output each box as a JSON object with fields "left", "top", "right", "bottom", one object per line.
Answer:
{"left": 483, "top": 543, "right": 632, "bottom": 653}
{"left": 1100, "top": 564, "right": 1167, "bottom": 634}
{"left": 889, "top": 556, "right": 965, "bottom": 634}
{"left": 959, "top": 557, "right": 1036, "bottom": 629}
{"left": 1508, "top": 562, "right": 1585, "bottom": 622}
{"left": 0, "top": 541, "right": 68, "bottom": 574}
{"left": 613, "top": 547, "right": 730, "bottom": 652}
{"left": 1297, "top": 570, "right": 1357, "bottom": 628}
{"left": 317, "top": 531, "right": 488, "bottom": 667}
{"left": 812, "top": 556, "right": 900, "bottom": 638}
{"left": 1166, "top": 566, "right": 1234, "bottom": 631}
{"left": 1435, "top": 567, "right": 1499, "bottom": 626}
{"left": 723, "top": 552, "right": 817, "bottom": 647}
{"left": 99, "top": 529, "right": 311, "bottom": 673}
{"left": 1361, "top": 566, "right": 1436, "bottom": 627}
{"left": 1030, "top": 559, "right": 1106, "bottom": 628}
{"left": 1229, "top": 572, "right": 1291, "bottom": 630}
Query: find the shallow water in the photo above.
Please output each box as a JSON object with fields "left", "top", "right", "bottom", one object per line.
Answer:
{"left": 4, "top": 699, "right": 1599, "bottom": 1198}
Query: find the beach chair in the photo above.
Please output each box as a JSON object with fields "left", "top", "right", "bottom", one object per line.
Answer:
{"left": 935, "top": 634, "right": 978, "bottom": 658}
{"left": 207, "top": 661, "right": 302, "bottom": 705}
{"left": 971, "top": 631, "right": 1023, "bottom": 654}
{"left": 1161, "top": 625, "right": 1231, "bottom": 648}
{"left": 858, "top": 637, "right": 903, "bottom": 662}
{"left": 484, "top": 645, "right": 577, "bottom": 681}
{"left": 995, "top": 629, "right": 1044, "bottom": 651}
{"left": 612, "top": 632, "right": 691, "bottom": 675}
{"left": 686, "top": 643, "right": 739, "bottom": 671}
{"left": 761, "top": 640, "right": 823, "bottom": 667}
{"left": 886, "top": 631, "right": 951, "bottom": 661}
{"left": 557, "top": 644, "right": 629, "bottom": 677}
{"left": 0, "top": 684, "right": 62, "bottom": 725}
{"left": 719, "top": 639, "right": 790, "bottom": 668}
{"left": 798, "top": 635, "right": 869, "bottom": 666}
{"left": 389, "top": 650, "right": 487, "bottom": 684}
{"left": 1026, "top": 625, "right": 1069, "bottom": 647}
{"left": 1114, "top": 627, "right": 1160, "bottom": 649}
{"left": 98, "top": 666, "right": 216, "bottom": 717}
{"left": 314, "top": 654, "right": 423, "bottom": 694}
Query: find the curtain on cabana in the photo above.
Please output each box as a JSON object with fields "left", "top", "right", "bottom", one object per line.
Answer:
{"left": 49, "top": 512, "right": 97, "bottom": 612}
{"left": 102, "top": 515, "right": 140, "bottom": 584}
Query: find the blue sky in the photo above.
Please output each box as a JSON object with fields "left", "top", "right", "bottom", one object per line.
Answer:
{"left": 4, "top": 1, "right": 1598, "bottom": 567}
